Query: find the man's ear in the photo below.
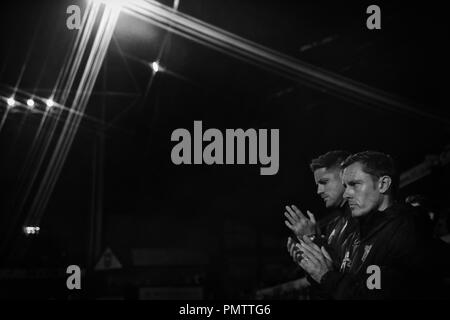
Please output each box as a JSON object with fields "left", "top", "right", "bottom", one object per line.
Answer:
{"left": 378, "top": 175, "right": 392, "bottom": 194}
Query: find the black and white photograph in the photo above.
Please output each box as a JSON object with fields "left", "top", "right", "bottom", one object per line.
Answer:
{"left": 0, "top": 0, "right": 449, "bottom": 302}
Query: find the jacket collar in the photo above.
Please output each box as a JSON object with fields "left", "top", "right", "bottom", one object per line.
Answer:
{"left": 354, "top": 202, "right": 401, "bottom": 242}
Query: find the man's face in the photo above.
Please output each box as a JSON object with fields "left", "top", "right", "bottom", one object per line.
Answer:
{"left": 313, "top": 167, "right": 345, "bottom": 208}
{"left": 342, "top": 162, "right": 382, "bottom": 217}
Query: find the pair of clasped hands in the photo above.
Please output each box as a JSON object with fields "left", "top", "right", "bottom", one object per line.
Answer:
{"left": 284, "top": 205, "right": 333, "bottom": 283}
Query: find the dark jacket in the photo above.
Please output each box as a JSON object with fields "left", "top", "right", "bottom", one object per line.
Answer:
{"left": 310, "top": 203, "right": 436, "bottom": 299}
{"left": 319, "top": 203, "right": 355, "bottom": 269}
{"left": 307, "top": 203, "right": 355, "bottom": 299}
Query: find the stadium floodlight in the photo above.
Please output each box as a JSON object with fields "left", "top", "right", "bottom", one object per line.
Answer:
{"left": 6, "top": 96, "right": 15, "bottom": 107}
{"left": 46, "top": 98, "right": 55, "bottom": 109}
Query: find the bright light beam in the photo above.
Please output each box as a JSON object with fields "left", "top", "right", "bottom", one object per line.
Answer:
{"left": 16, "top": 1, "right": 101, "bottom": 231}
{"left": 27, "top": 4, "right": 121, "bottom": 228}
{"left": 89, "top": 0, "right": 130, "bottom": 9}
{"left": 122, "top": 0, "right": 447, "bottom": 127}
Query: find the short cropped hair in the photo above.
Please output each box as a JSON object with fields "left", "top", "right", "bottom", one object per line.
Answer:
{"left": 310, "top": 150, "right": 352, "bottom": 172}
{"left": 342, "top": 151, "right": 399, "bottom": 195}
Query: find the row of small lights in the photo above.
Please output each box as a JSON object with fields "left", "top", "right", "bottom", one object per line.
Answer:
{"left": 2, "top": 61, "right": 161, "bottom": 110}
{"left": 3, "top": 62, "right": 160, "bottom": 110}
{"left": 3, "top": 96, "right": 55, "bottom": 110}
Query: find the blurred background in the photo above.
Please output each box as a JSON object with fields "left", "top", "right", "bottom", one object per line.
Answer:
{"left": 0, "top": 0, "right": 449, "bottom": 299}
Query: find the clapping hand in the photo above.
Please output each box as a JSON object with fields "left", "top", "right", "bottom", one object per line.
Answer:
{"left": 284, "top": 205, "right": 317, "bottom": 240}
{"left": 297, "top": 235, "right": 333, "bottom": 283}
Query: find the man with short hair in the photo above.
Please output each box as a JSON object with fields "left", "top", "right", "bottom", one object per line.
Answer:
{"left": 296, "top": 151, "right": 433, "bottom": 299}
{"left": 285, "top": 150, "right": 352, "bottom": 265}
{"left": 310, "top": 150, "right": 350, "bottom": 209}
{"left": 285, "top": 151, "right": 354, "bottom": 299}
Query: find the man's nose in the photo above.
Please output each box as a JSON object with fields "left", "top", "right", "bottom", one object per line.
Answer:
{"left": 343, "top": 187, "right": 351, "bottom": 199}
{"left": 317, "top": 185, "right": 324, "bottom": 194}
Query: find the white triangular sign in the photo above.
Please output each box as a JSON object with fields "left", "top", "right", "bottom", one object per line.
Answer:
{"left": 95, "top": 247, "right": 122, "bottom": 270}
